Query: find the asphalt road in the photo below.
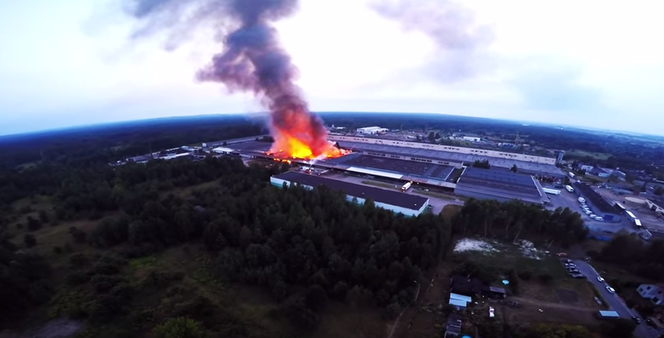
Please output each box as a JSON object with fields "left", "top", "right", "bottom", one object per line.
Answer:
{"left": 573, "top": 260, "right": 660, "bottom": 338}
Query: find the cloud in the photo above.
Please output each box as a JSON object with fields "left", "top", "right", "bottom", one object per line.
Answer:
{"left": 370, "top": 0, "right": 494, "bottom": 83}
{"left": 506, "top": 57, "right": 602, "bottom": 111}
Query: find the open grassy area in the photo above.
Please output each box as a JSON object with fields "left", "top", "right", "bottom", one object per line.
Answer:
{"left": 566, "top": 150, "right": 611, "bottom": 160}
{"left": 454, "top": 239, "right": 568, "bottom": 278}
{"left": 452, "top": 238, "right": 600, "bottom": 307}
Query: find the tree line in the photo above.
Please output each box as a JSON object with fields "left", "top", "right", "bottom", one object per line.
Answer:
{"left": 594, "top": 232, "right": 664, "bottom": 281}
{"left": 451, "top": 199, "right": 588, "bottom": 247}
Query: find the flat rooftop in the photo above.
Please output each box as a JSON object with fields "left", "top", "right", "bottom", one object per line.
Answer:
{"left": 324, "top": 153, "right": 454, "bottom": 181}
{"left": 455, "top": 167, "right": 547, "bottom": 204}
{"left": 336, "top": 140, "right": 563, "bottom": 177}
{"left": 573, "top": 182, "right": 617, "bottom": 214}
{"left": 273, "top": 171, "right": 429, "bottom": 211}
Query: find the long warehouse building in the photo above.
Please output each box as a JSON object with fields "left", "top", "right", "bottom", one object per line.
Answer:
{"left": 270, "top": 171, "right": 430, "bottom": 217}
{"left": 454, "top": 167, "right": 549, "bottom": 205}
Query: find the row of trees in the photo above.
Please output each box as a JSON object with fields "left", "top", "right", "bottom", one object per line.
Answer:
{"left": 451, "top": 199, "right": 588, "bottom": 247}
{"left": 595, "top": 232, "right": 664, "bottom": 280}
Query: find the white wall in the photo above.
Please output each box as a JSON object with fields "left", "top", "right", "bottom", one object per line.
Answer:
{"left": 269, "top": 176, "right": 426, "bottom": 217}
{"left": 329, "top": 135, "right": 556, "bottom": 165}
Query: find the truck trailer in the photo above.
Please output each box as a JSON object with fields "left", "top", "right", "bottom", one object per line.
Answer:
{"left": 542, "top": 188, "right": 561, "bottom": 195}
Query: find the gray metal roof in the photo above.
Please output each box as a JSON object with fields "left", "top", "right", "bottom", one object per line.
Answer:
{"left": 273, "top": 171, "right": 429, "bottom": 211}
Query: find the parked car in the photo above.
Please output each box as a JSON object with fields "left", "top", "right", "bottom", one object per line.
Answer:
{"left": 571, "top": 274, "right": 585, "bottom": 279}
{"left": 596, "top": 217, "right": 604, "bottom": 222}
{"left": 632, "top": 316, "right": 642, "bottom": 324}
{"left": 606, "top": 286, "right": 616, "bottom": 294}
{"left": 597, "top": 276, "right": 604, "bottom": 282}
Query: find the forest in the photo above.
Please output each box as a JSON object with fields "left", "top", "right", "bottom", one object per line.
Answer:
{"left": 594, "top": 233, "right": 664, "bottom": 282}
{"left": 0, "top": 115, "right": 639, "bottom": 337}
{"left": 450, "top": 199, "right": 588, "bottom": 248}
{"left": 0, "top": 154, "right": 452, "bottom": 336}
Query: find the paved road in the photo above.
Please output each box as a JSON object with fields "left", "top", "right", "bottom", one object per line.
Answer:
{"left": 573, "top": 260, "right": 660, "bottom": 338}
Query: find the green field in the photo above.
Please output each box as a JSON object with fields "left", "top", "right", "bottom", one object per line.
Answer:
{"left": 453, "top": 238, "right": 568, "bottom": 278}
{"left": 566, "top": 150, "right": 611, "bottom": 160}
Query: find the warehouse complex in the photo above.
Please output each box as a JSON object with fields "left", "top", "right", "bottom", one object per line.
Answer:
{"left": 328, "top": 136, "right": 563, "bottom": 178}
{"left": 573, "top": 182, "right": 622, "bottom": 222}
{"left": 270, "top": 171, "right": 430, "bottom": 217}
{"left": 154, "top": 133, "right": 567, "bottom": 211}
{"left": 454, "top": 167, "right": 549, "bottom": 205}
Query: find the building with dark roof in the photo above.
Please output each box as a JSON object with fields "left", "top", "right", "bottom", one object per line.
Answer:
{"left": 453, "top": 167, "right": 549, "bottom": 205}
{"left": 573, "top": 182, "right": 622, "bottom": 222}
{"left": 444, "top": 313, "right": 463, "bottom": 337}
{"left": 270, "top": 171, "right": 430, "bottom": 217}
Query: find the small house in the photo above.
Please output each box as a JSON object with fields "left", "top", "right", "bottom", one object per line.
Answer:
{"left": 637, "top": 284, "right": 664, "bottom": 305}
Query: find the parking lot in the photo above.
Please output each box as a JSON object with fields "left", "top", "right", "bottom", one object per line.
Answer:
{"left": 545, "top": 188, "right": 637, "bottom": 234}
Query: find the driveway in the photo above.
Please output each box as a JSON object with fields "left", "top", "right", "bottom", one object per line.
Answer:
{"left": 573, "top": 260, "right": 661, "bottom": 338}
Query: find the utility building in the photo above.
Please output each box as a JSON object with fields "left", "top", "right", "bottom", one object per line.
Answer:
{"left": 356, "top": 126, "right": 388, "bottom": 135}
{"left": 270, "top": 171, "right": 429, "bottom": 217}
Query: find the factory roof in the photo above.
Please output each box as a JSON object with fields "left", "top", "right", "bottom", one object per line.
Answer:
{"left": 336, "top": 141, "right": 563, "bottom": 177}
{"left": 455, "top": 167, "right": 546, "bottom": 204}
{"left": 572, "top": 182, "right": 616, "bottom": 214}
{"left": 273, "top": 171, "right": 429, "bottom": 211}
{"left": 325, "top": 153, "right": 454, "bottom": 181}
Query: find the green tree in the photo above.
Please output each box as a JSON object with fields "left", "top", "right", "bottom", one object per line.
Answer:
{"left": 428, "top": 131, "right": 436, "bottom": 142}
{"left": 153, "top": 317, "right": 206, "bottom": 338}
{"left": 511, "top": 164, "right": 518, "bottom": 173}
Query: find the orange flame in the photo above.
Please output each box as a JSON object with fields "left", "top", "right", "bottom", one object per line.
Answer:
{"left": 268, "top": 135, "right": 349, "bottom": 161}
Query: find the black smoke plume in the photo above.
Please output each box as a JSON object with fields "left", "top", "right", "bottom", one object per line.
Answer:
{"left": 127, "top": 0, "right": 333, "bottom": 157}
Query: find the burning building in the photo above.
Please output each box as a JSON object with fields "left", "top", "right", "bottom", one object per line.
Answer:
{"left": 128, "top": 0, "right": 343, "bottom": 160}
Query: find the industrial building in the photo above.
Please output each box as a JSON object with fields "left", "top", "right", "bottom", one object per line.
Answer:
{"left": 572, "top": 182, "right": 622, "bottom": 222}
{"left": 356, "top": 126, "right": 389, "bottom": 135}
{"left": 328, "top": 135, "right": 563, "bottom": 178}
{"left": 270, "top": 171, "right": 430, "bottom": 217}
{"left": 454, "top": 167, "right": 549, "bottom": 205}
{"left": 323, "top": 153, "right": 458, "bottom": 188}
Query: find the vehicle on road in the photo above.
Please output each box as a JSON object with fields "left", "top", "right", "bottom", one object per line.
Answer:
{"left": 632, "top": 316, "right": 642, "bottom": 324}
{"left": 597, "top": 276, "right": 604, "bottom": 282}
{"left": 606, "top": 286, "right": 616, "bottom": 294}
{"left": 571, "top": 274, "right": 585, "bottom": 279}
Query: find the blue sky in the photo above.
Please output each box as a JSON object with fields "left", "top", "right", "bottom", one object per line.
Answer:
{"left": 1, "top": 0, "right": 663, "bottom": 136}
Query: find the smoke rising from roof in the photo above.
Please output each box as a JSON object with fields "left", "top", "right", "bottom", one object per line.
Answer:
{"left": 125, "top": 0, "right": 332, "bottom": 158}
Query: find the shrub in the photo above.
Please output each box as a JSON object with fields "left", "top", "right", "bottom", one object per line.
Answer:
{"left": 53, "top": 246, "right": 63, "bottom": 254}
{"left": 518, "top": 270, "right": 533, "bottom": 281}
{"left": 538, "top": 273, "right": 554, "bottom": 284}
{"left": 70, "top": 253, "right": 89, "bottom": 268}
{"left": 24, "top": 234, "right": 37, "bottom": 248}
{"left": 153, "top": 317, "right": 206, "bottom": 338}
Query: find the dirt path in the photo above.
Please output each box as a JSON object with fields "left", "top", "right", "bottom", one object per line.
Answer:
{"left": 510, "top": 297, "right": 596, "bottom": 312}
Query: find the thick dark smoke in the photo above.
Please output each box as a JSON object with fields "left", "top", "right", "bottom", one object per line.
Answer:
{"left": 127, "top": 0, "right": 332, "bottom": 157}
{"left": 371, "top": 0, "right": 493, "bottom": 82}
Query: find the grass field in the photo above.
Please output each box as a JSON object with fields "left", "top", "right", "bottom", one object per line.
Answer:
{"left": 453, "top": 238, "right": 568, "bottom": 278}
{"left": 452, "top": 238, "right": 600, "bottom": 307}
{"left": 566, "top": 150, "right": 612, "bottom": 160}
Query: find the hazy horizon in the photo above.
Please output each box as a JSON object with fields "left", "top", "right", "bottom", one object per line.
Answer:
{"left": 2, "top": 112, "right": 661, "bottom": 140}
{"left": 1, "top": 0, "right": 662, "bottom": 136}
